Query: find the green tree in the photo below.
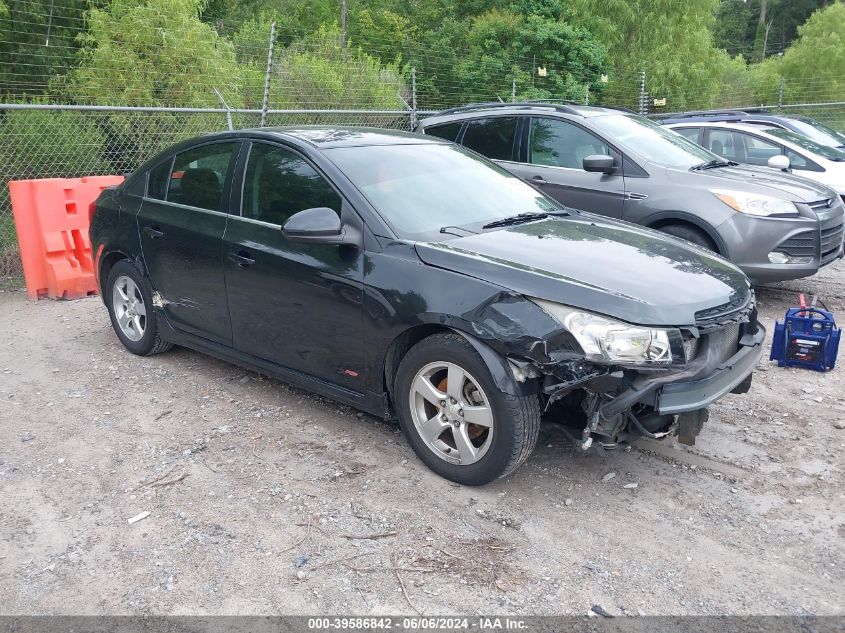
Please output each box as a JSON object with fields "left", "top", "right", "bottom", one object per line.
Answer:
{"left": 63, "top": 0, "right": 243, "bottom": 107}
{"left": 714, "top": 0, "right": 751, "bottom": 56}
{"left": 777, "top": 2, "right": 845, "bottom": 103}
{"left": 570, "top": 0, "right": 735, "bottom": 110}
{"left": 0, "top": 0, "right": 89, "bottom": 100}
{"left": 414, "top": 8, "right": 607, "bottom": 108}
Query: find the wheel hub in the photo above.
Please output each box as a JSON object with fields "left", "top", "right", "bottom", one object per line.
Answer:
{"left": 409, "top": 362, "right": 494, "bottom": 465}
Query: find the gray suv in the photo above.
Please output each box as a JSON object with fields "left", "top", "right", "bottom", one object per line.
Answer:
{"left": 417, "top": 103, "right": 845, "bottom": 284}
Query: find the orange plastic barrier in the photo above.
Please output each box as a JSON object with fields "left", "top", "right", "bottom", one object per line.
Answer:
{"left": 9, "top": 175, "right": 124, "bottom": 300}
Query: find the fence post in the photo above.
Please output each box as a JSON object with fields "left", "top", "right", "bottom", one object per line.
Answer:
{"left": 213, "top": 88, "right": 234, "bottom": 131}
{"left": 260, "top": 21, "right": 277, "bottom": 128}
{"left": 585, "top": 85, "right": 589, "bottom": 106}
{"left": 638, "top": 71, "right": 648, "bottom": 116}
{"left": 778, "top": 77, "right": 784, "bottom": 111}
{"left": 512, "top": 78, "right": 516, "bottom": 102}
{"left": 411, "top": 67, "right": 417, "bottom": 130}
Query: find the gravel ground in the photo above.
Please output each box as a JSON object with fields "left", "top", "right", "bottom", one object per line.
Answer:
{"left": 1, "top": 263, "right": 844, "bottom": 617}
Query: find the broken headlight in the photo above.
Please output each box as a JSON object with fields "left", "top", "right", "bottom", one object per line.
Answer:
{"left": 531, "top": 299, "right": 679, "bottom": 365}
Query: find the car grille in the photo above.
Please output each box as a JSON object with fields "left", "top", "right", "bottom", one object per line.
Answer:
{"left": 807, "top": 198, "right": 835, "bottom": 211}
{"left": 694, "top": 291, "right": 754, "bottom": 332}
{"left": 710, "top": 323, "right": 741, "bottom": 363}
{"left": 775, "top": 230, "right": 816, "bottom": 258}
{"left": 821, "top": 221, "right": 844, "bottom": 266}
{"left": 682, "top": 334, "right": 700, "bottom": 361}
{"left": 682, "top": 322, "right": 741, "bottom": 365}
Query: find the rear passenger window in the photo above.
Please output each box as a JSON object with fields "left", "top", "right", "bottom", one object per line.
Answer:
{"left": 424, "top": 122, "right": 463, "bottom": 142}
{"left": 167, "top": 142, "right": 236, "bottom": 211}
{"left": 148, "top": 158, "right": 172, "bottom": 200}
{"left": 461, "top": 118, "right": 518, "bottom": 161}
{"left": 242, "top": 143, "right": 342, "bottom": 227}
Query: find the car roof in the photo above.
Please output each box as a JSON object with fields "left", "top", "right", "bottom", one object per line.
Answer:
{"left": 667, "top": 121, "right": 779, "bottom": 133}
{"left": 201, "top": 126, "right": 444, "bottom": 149}
{"left": 417, "top": 102, "right": 632, "bottom": 128}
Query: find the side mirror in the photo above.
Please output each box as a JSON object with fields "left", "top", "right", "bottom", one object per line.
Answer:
{"left": 283, "top": 207, "right": 354, "bottom": 245}
{"left": 768, "top": 154, "right": 791, "bottom": 171}
{"left": 583, "top": 154, "right": 616, "bottom": 174}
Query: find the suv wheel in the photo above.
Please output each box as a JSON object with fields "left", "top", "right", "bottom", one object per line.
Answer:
{"left": 394, "top": 332, "right": 540, "bottom": 485}
{"left": 658, "top": 224, "right": 717, "bottom": 251}
{"left": 106, "top": 260, "right": 173, "bottom": 356}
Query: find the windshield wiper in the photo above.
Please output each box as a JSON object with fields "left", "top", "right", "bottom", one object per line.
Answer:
{"left": 482, "top": 211, "right": 567, "bottom": 229}
{"left": 691, "top": 159, "right": 737, "bottom": 171}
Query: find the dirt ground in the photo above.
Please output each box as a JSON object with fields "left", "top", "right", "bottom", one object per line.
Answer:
{"left": 1, "top": 263, "right": 844, "bottom": 617}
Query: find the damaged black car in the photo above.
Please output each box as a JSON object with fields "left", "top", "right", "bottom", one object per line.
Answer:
{"left": 90, "top": 127, "right": 765, "bottom": 485}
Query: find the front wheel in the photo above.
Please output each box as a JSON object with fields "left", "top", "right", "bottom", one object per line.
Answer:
{"left": 106, "top": 260, "right": 172, "bottom": 356}
{"left": 393, "top": 332, "right": 540, "bottom": 485}
{"left": 657, "top": 223, "right": 717, "bottom": 252}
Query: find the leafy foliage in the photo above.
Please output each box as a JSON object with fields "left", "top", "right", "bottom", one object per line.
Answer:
{"left": 63, "top": 0, "right": 243, "bottom": 107}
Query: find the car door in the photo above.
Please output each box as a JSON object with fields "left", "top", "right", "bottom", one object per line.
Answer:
{"left": 137, "top": 141, "right": 239, "bottom": 345}
{"left": 508, "top": 117, "right": 625, "bottom": 217}
{"left": 223, "top": 140, "right": 365, "bottom": 388}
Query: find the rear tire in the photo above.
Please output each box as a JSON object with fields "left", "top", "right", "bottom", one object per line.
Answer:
{"left": 658, "top": 223, "right": 718, "bottom": 252}
{"left": 106, "top": 260, "right": 172, "bottom": 356}
{"left": 393, "top": 332, "right": 540, "bottom": 485}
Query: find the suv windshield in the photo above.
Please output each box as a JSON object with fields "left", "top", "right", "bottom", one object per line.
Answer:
{"left": 784, "top": 117, "right": 845, "bottom": 149}
{"left": 766, "top": 128, "right": 845, "bottom": 161}
{"left": 591, "top": 113, "right": 716, "bottom": 169}
{"left": 324, "top": 143, "right": 563, "bottom": 240}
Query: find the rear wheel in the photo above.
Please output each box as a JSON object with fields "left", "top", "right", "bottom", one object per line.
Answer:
{"left": 106, "top": 260, "right": 172, "bottom": 356}
{"left": 657, "top": 223, "right": 717, "bottom": 252}
{"left": 394, "top": 332, "right": 540, "bottom": 485}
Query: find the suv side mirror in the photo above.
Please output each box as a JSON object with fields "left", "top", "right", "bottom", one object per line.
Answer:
{"left": 283, "top": 207, "right": 355, "bottom": 245}
{"left": 583, "top": 154, "right": 616, "bottom": 174}
{"left": 768, "top": 155, "right": 791, "bottom": 171}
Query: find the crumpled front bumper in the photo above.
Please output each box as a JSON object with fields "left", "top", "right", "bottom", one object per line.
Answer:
{"left": 657, "top": 323, "right": 765, "bottom": 415}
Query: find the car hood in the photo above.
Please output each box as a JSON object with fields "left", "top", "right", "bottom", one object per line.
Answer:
{"left": 667, "top": 163, "right": 836, "bottom": 202}
{"left": 415, "top": 215, "right": 750, "bottom": 327}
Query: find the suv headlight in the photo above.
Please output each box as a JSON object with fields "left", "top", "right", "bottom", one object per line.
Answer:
{"left": 531, "top": 299, "right": 678, "bottom": 365}
{"left": 711, "top": 189, "right": 798, "bottom": 217}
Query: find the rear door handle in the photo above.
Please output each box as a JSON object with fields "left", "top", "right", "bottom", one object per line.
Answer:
{"left": 143, "top": 226, "right": 164, "bottom": 239}
{"left": 529, "top": 175, "right": 547, "bottom": 184}
{"left": 228, "top": 252, "right": 256, "bottom": 268}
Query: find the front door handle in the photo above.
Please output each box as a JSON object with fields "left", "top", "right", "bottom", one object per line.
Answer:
{"left": 228, "top": 252, "right": 256, "bottom": 268}
{"left": 143, "top": 226, "right": 164, "bottom": 239}
{"left": 529, "top": 175, "right": 547, "bottom": 184}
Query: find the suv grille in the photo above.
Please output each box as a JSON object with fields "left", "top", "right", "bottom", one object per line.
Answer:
{"left": 808, "top": 198, "right": 835, "bottom": 211}
{"left": 821, "top": 221, "right": 844, "bottom": 266}
{"left": 775, "top": 231, "right": 816, "bottom": 258}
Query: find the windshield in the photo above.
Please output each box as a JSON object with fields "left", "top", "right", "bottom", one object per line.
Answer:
{"left": 766, "top": 128, "right": 845, "bottom": 161}
{"left": 324, "top": 143, "right": 563, "bottom": 240}
{"left": 784, "top": 117, "right": 845, "bottom": 148}
{"left": 590, "top": 113, "right": 717, "bottom": 169}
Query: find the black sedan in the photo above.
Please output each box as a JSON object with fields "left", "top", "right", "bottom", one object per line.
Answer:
{"left": 90, "top": 127, "right": 765, "bottom": 485}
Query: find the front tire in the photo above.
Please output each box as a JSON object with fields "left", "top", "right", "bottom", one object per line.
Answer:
{"left": 106, "top": 260, "right": 172, "bottom": 356}
{"left": 394, "top": 332, "right": 540, "bottom": 485}
{"left": 657, "top": 223, "right": 717, "bottom": 252}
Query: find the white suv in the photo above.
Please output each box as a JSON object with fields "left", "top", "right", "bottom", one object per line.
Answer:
{"left": 665, "top": 121, "right": 845, "bottom": 198}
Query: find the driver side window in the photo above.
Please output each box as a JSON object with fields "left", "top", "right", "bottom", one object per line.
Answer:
{"left": 529, "top": 118, "right": 610, "bottom": 169}
{"left": 242, "top": 143, "right": 341, "bottom": 227}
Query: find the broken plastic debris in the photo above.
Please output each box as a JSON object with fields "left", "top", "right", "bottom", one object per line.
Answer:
{"left": 127, "top": 511, "right": 150, "bottom": 525}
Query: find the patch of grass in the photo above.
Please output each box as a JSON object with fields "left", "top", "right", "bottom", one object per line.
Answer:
{"left": 0, "top": 213, "right": 22, "bottom": 285}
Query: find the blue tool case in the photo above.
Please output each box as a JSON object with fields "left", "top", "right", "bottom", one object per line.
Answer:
{"left": 770, "top": 307, "right": 840, "bottom": 371}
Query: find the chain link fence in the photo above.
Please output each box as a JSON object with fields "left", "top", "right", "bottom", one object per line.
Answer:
{"left": 0, "top": 104, "right": 427, "bottom": 283}
{"left": 2, "top": 88, "right": 845, "bottom": 284}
